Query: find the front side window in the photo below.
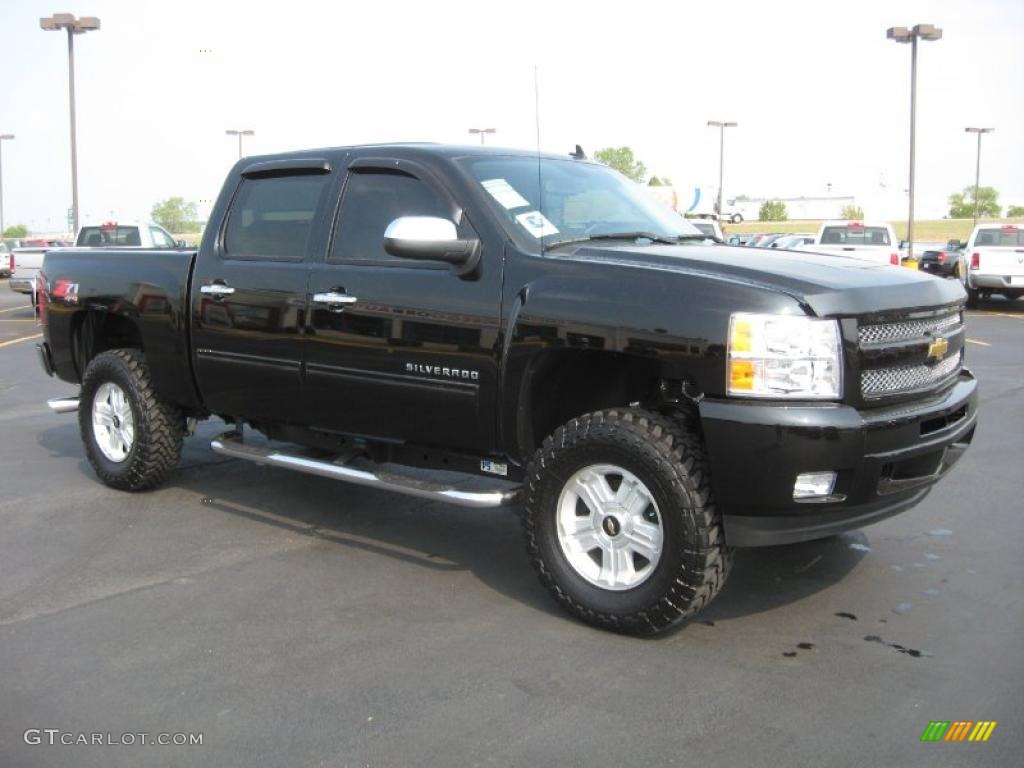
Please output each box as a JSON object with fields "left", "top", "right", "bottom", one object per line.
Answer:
{"left": 224, "top": 174, "right": 329, "bottom": 259}
{"left": 330, "top": 170, "right": 451, "bottom": 263}
{"left": 458, "top": 156, "right": 700, "bottom": 253}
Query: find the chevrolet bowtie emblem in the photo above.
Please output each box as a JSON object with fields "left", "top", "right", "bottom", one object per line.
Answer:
{"left": 928, "top": 337, "right": 949, "bottom": 361}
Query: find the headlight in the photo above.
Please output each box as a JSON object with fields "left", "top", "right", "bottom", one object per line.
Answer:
{"left": 727, "top": 313, "right": 842, "bottom": 399}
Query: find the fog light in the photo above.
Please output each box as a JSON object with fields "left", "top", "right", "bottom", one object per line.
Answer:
{"left": 794, "top": 471, "right": 837, "bottom": 500}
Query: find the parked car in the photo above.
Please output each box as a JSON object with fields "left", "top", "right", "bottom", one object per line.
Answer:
{"left": 915, "top": 242, "right": 960, "bottom": 278}
{"left": 755, "top": 234, "right": 788, "bottom": 248}
{"left": 797, "top": 221, "right": 900, "bottom": 265}
{"left": 746, "top": 233, "right": 782, "bottom": 248}
{"left": 0, "top": 242, "right": 10, "bottom": 278}
{"left": 770, "top": 234, "right": 815, "bottom": 250}
{"left": 958, "top": 223, "right": 1024, "bottom": 307}
{"left": 37, "top": 143, "right": 976, "bottom": 635}
{"left": 726, "top": 233, "right": 755, "bottom": 246}
{"left": 76, "top": 220, "right": 184, "bottom": 249}
{"left": 8, "top": 247, "right": 50, "bottom": 303}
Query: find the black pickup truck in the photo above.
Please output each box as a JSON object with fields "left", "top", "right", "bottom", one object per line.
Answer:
{"left": 36, "top": 144, "right": 977, "bottom": 634}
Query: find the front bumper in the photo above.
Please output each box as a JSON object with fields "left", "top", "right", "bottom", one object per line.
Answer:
{"left": 699, "top": 371, "right": 978, "bottom": 547}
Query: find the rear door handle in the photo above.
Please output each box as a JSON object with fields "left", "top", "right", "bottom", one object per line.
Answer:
{"left": 200, "top": 282, "right": 235, "bottom": 297}
{"left": 312, "top": 291, "right": 358, "bottom": 311}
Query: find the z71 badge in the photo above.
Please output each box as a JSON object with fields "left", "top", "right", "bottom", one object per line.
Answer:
{"left": 406, "top": 363, "right": 480, "bottom": 381}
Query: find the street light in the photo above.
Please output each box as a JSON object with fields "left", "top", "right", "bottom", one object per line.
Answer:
{"left": 965, "top": 127, "right": 994, "bottom": 226}
{"left": 707, "top": 121, "right": 737, "bottom": 221}
{"left": 886, "top": 23, "right": 942, "bottom": 262}
{"left": 40, "top": 13, "right": 101, "bottom": 237}
{"left": 468, "top": 127, "right": 496, "bottom": 145}
{"left": 225, "top": 129, "right": 255, "bottom": 159}
{"left": 0, "top": 134, "right": 13, "bottom": 238}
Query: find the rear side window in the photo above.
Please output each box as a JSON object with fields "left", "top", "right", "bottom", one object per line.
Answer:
{"left": 224, "top": 175, "right": 329, "bottom": 259}
{"left": 330, "top": 171, "right": 450, "bottom": 263}
{"left": 820, "top": 226, "right": 890, "bottom": 246}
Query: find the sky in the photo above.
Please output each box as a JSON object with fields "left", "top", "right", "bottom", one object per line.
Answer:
{"left": 1, "top": 0, "right": 1022, "bottom": 234}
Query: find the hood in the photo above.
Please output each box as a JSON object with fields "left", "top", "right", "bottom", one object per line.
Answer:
{"left": 560, "top": 243, "right": 965, "bottom": 316}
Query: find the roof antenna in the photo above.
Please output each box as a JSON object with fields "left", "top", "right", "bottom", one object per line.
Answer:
{"left": 570, "top": 145, "right": 586, "bottom": 160}
{"left": 534, "top": 65, "right": 543, "bottom": 257}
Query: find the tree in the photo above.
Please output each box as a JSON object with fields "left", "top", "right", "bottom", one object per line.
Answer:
{"left": 759, "top": 200, "right": 788, "bottom": 222}
{"left": 2, "top": 224, "right": 28, "bottom": 238}
{"left": 647, "top": 176, "right": 673, "bottom": 187}
{"left": 594, "top": 146, "right": 647, "bottom": 183}
{"left": 151, "top": 197, "right": 200, "bottom": 233}
{"left": 1007, "top": 205, "right": 1024, "bottom": 217}
{"left": 948, "top": 186, "right": 1000, "bottom": 218}
{"left": 840, "top": 204, "right": 864, "bottom": 220}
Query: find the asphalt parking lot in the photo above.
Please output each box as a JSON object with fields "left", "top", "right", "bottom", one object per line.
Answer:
{"left": 0, "top": 280, "right": 1021, "bottom": 767}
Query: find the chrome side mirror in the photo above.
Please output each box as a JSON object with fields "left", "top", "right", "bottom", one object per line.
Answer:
{"left": 383, "top": 216, "right": 480, "bottom": 277}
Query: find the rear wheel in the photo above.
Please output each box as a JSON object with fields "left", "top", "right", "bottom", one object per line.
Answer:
{"left": 80, "top": 349, "right": 184, "bottom": 490}
{"left": 521, "top": 408, "right": 732, "bottom": 635}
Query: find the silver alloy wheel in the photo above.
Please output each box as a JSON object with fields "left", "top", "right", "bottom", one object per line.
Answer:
{"left": 556, "top": 464, "right": 664, "bottom": 591}
{"left": 91, "top": 382, "right": 135, "bottom": 463}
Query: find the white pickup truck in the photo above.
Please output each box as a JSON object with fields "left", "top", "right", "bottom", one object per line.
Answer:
{"left": 8, "top": 221, "right": 184, "bottom": 305}
{"left": 958, "top": 222, "right": 1024, "bottom": 307}
{"left": 797, "top": 221, "right": 901, "bottom": 266}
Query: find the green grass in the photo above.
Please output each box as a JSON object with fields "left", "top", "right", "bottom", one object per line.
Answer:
{"left": 722, "top": 218, "right": 1024, "bottom": 243}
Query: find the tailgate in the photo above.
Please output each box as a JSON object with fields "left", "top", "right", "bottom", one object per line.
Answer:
{"left": 975, "top": 247, "right": 1024, "bottom": 281}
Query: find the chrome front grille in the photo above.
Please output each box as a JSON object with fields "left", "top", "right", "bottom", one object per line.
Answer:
{"left": 858, "top": 312, "right": 962, "bottom": 345}
{"left": 857, "top": 308, "right": 964, "bottom": 399}
{"left": 861, "top": 353, "right": 961, "bottom": 397}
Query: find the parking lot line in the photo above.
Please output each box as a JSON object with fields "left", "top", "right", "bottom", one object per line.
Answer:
{"left": 0, "top": 319, "right": 36, "bottom": 323}
{"left": 0, "top": 305, "right": 30, "bottom": 313}
{"left": 966, "top": 339, "right": 991, "bottom": 347}
{"left": 967, "top": 311, "right": 1024, "bottom": 320}
{"left": 0, "top": 333, "right": 42, "bottom": 348}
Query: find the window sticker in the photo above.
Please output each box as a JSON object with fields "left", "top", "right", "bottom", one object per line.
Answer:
{"left": 515, "top": 211, "right": 559, "bottom": 238}
{"left": 482, "top": 178, "right": 530, "bottom": 210}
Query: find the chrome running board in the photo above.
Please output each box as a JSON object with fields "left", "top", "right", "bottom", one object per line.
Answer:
{"left": 210, "top": 431, "right": 520, "bottom": 509}
{"left": 47, "top": 397, "right": 80, "bottom": 414}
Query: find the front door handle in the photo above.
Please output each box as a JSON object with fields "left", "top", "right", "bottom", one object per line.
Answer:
{"left": 312, "top": 291, "right": 358, "bottom": 311}
{"left": 200, "top": 282, "right": 235, "bottom": 297}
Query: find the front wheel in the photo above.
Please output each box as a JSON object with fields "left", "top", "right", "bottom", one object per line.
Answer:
{"left": 80, "top": 349, "right": 184, "bottom": 490}
{"left": 521, "top": 408, "right": 732, "bottom": 635}
{"left": 730, "top": 213, "right": 743, "bottom": 224}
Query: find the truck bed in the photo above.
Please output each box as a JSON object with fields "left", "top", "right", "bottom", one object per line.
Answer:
{"left": 41, "top": 247, "right": 200, "bottom": 409}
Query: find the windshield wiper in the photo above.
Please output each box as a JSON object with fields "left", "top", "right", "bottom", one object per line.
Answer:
{"left": 546, "top": 231, "right": 686, "bottom": 249}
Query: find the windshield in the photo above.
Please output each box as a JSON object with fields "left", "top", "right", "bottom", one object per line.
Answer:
{"left": 976, "top": 227, "right": 1024, "bottom": 247}
{"left": 458, "top": 156, "right": 700, "bottom": 251}
{"left": 820, "top": 226, "right": 891, "bottom": 246}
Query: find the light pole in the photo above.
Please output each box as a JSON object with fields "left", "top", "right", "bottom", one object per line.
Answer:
{"left": 0, "top": 134, "right": 13, "bottom": 238}
{"left": 707, "top": 121, "right": 737, "bottom": 221}
{"left": 226, "top": 129, "right": 254, "bottom": 159}
{"left": 965, "top": 127, "right": 994, "bottom": 226}
{"left": 40, "top": 13, "right": 100, "bottom": 237}
{"left": 886, "top": 23, "right": 942, "bottom": 262}
{"left": 468, "top": 128, "right": 496, "bottom": 145}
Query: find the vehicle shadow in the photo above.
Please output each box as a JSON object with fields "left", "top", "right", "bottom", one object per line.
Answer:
{"left": 972, "top": 294, "right": 1024, "bottom": 313}
{"left": 37, "top": 421, "right": 868, "bottom": 631}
